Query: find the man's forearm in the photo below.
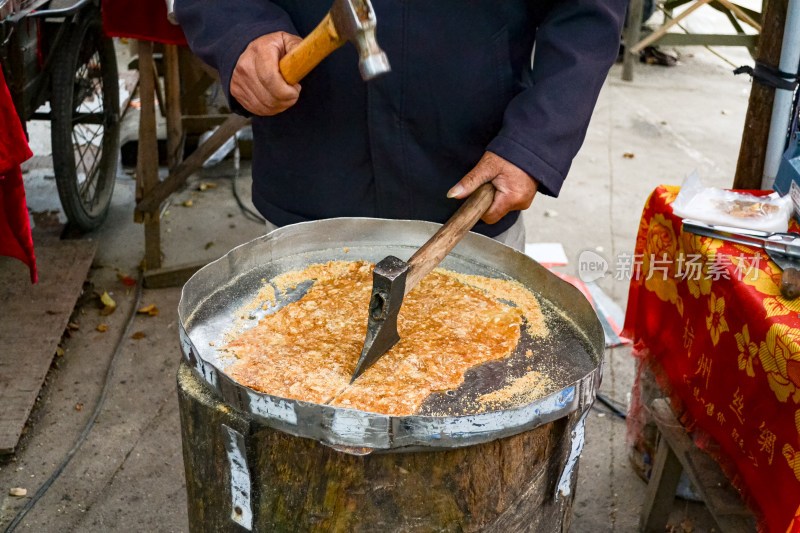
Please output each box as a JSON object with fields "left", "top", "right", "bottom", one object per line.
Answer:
{"left": 174, "top": 0, "right": 298, "bottom": 114}
{"left": 487, "top": 0, "right": 627, "bottom": 197}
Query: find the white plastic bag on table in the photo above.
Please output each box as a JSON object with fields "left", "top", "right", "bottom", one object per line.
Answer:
{"left": 671, "top": 172, "right": 793, "bottom": 233}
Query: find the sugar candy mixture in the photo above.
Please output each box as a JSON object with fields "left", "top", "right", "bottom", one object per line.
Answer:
{"left": 223, "top": 260, "right": 549, "bottom": 416}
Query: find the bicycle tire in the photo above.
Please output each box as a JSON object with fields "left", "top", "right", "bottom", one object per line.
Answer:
{"left": 51, "top": 8, "right": 120, "bottom": 232}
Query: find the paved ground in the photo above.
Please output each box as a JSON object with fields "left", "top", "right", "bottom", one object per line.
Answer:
{"left": 0, "top": 38, "right": 756, "bottom": 532}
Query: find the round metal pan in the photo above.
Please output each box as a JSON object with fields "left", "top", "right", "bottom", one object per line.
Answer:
{"left": 178, "top": 218, "right": 604, "bottom": 452}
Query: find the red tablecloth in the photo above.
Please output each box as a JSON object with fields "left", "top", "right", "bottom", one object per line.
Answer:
{"left": 0, "top": 63, "right": 36, "bottom": 283}
{"left": 624, "top": 185, "right": 800, "bottom": 532}
{"left": 102, "top": 0, "right": 186, "bottom": 45}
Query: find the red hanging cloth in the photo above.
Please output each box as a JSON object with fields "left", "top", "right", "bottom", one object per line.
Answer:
{"left": 101, "top": 0, "right": 187, "bottom": 45}
{"left": 0, "top": 63, "right": 36, "bottom": 283}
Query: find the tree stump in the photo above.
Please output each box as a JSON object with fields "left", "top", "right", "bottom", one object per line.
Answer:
{"left": 177, "top": 362, "right": 582, "bottom": 532}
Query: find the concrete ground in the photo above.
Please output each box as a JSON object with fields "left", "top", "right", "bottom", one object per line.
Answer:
{"left": 0, "top": 36, "right": 756, "bottom": 532}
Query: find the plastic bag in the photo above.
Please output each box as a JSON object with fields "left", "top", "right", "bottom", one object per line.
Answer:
{"left": 671, "top": 172, "right": 793, "bottom": 233}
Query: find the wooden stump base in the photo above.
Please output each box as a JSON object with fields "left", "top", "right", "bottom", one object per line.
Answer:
{"left": 178, "top": 361, "right": 581, "bottom": 532}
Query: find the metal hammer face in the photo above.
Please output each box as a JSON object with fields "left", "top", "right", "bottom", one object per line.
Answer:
{"left": 330, "top": 0, "right": 391, "bottom": 80}
{"left": 351, "top": 256, "right": 408, "bottom": 382}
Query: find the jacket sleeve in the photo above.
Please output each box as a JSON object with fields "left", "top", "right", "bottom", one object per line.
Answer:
{"left": 486, "top": 0, "right": 627, "bottom": 197}
{"left": 174, "top": 0, "right": 298, "bottom": 115}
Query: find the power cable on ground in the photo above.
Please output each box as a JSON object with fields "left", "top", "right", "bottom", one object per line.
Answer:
{"left": 3, "top": 275, "right": 143, "bottom": 533}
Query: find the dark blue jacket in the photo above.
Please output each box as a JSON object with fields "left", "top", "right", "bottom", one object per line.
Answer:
{"left": 175, "top": 0, "right": 626, "bottom": 236}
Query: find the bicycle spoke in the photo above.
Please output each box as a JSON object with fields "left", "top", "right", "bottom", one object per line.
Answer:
{"left": 71, "top": 133, "right": 90, "bottom": 180}
{"left": 80, "top": 149, "right": 104, "bottom": 207}
{"left": 74, "top": 128, "right": 104, "bottom": 202}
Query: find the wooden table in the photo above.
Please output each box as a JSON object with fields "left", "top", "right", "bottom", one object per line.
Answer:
{"left": 132, "top": 41, "right": 250, "bottom": 287}
{"left": 622, "top": 0, "right": 762, "bottom": 81}
{"left": 624, "top": 185, "right": 800, "bottom": 532}
{"left": 640, "top": 399, "right": 756, "bottom": 532}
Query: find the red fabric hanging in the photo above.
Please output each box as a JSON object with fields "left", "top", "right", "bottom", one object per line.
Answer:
{"left": 0, "top": 63, "right": 36, "bottom": 283}
{"left": 101, "top": 0, "right": 187, "bottom": 45}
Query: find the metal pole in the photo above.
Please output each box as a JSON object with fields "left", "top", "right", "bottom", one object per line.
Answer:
{"left": 762, "top": 0, "right": 800, "bottom": 189}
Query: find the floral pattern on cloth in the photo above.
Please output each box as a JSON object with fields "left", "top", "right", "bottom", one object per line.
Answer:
{"left": 624, "top": 185, "right": 800, "bottom": 533}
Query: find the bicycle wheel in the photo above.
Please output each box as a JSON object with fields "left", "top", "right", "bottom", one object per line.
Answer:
{"left": 51, "top": 8, "right": 120, "bottom": 232}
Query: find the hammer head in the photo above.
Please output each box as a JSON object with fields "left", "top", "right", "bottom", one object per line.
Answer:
{"left": 330, "top": 0, "right": 391, "bottom": 80}
{"left": 351, "top": 256, "right": 408, "bottom": 382}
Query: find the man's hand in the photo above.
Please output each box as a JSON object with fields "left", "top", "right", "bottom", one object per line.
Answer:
{"left": 231, "top": 32, "right": 303, "bottom": 116}
{"left": 447, "top": 152, "right": 538, "bottom": 224}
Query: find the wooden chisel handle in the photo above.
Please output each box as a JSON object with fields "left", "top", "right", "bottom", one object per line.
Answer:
{"left": 279, "top": 12, "right": 345, "bottom": 85}
{"left": 404, "top": 183, "right": 496, "bottom": 295}
{"left": 781, "top": 267, "right": 800, "bottom": 300}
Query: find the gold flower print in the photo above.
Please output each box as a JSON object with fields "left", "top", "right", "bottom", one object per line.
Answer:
{"left": 658, "top": 185, "right": 680, "bottom": 205}
{"left": 735, "top": 325, "right": 759, "bottom": 377}
{"left": 730, "top": 256, "right": 800, "bottom": 319}
{"left": 680, "top": 233, "right": 722, "bottom": 299}
{"left": 643, "top": 213, "right": 683, "bottom": 316}
{"left": 782, "top": 409, "right": 800, "bottom": 483}
{"left": 759, "top": 324, "right": 800, "bottom": 403}
{"left": 705, "top": 292, "right": 729, "bottom": 346}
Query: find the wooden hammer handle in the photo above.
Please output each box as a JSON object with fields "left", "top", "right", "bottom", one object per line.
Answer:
{"left": 279, "top": 12, "right": 345, "bottom": 85}
{"left": 404, "top": 183, "right": 496, "bottom": 295}
{"left": 780, "top": 267, "right": 800, "bottom": 300}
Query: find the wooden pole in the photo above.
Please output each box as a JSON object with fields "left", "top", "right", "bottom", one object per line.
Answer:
{"left": 164, "top": 45, "right": 184, "bottom": 171}
{"left": 135, "top": 114, "right": 250, "bottom": 217}
{"left": 733, "top": 0, "right": 789, "bottom": 189}
{"left": 623, "top": 0, "right": 645, "bottom": 81}
{"left": 178, "top": 47, "right": 208, "bottom": 116}
{"left": 136, "top": 40, "right": 162, "bottom": 270}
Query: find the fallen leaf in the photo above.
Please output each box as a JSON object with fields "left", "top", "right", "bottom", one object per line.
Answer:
{"left": 8, "top": 488, "right": 26, "bottom": 498}
{"left": 67, "top": 322, "right": 79, "bottom": 331}
{"left": 117, "top": 273, "right": 136, "bottom": 287}
{"left": 204, "top": 242, "right": 214, "bottom": 250}
{"left": 622, "top": 152, "right": 635, "bottom": 159}
{"left": 198, "top": 182, "right": 217, "bottom": 191}
{"left": 100, "top": 292, "right": 117, "bottom": 315}
{"left": 56, "top": 347, "right": 64, "bottom": 357}
{"left": 183, "top": 200, "right": 193, "bottom": 207}
{"left": 96, "top": 324, "right": 108, "bottom": 332}
{"left": 75, "top": 403, "right": 83, "bottom": 411}
{"left": 131, "top": 331, "right": 146, "bottom": 340}
{"left": 137, "top": 304, "right": 159, "bottom": 316}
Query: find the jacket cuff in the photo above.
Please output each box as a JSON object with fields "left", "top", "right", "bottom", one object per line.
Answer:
{"left": 487, "top": 135, "right": 566, "bottom": 198}
{"left": 220, "top": 21, "right": 299, "bottom": 116}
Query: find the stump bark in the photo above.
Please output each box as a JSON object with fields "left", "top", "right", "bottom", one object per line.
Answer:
{"left": 178, "top": 361, "right": 580, "bottom": 533}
